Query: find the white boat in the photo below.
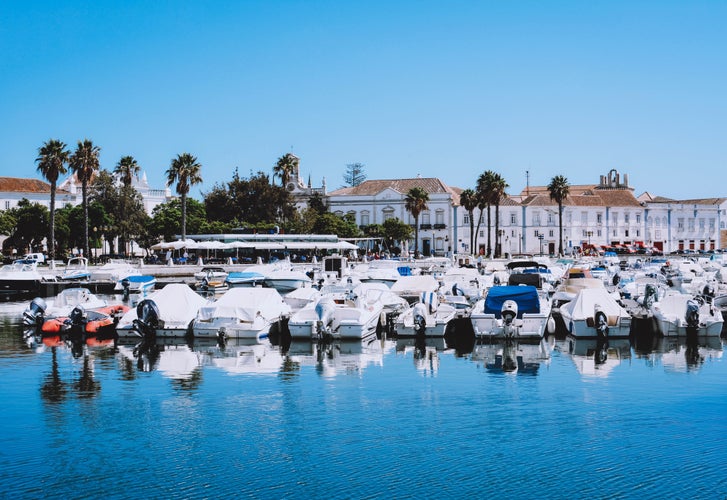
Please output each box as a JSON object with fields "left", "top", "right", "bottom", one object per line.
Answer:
{"left": 390, "top": 275, "right": 440, "bottom": 304}
{"left": 114, "top": 274, "right": 157, "bottom": 295}
{"left": 652, "top": 291, "right": 723, "bottom": 337}
{"left": 437, "top": 266, "right": 485, "bottom": 314}
{"left": 58, "top": 257, "right": 91, "bottom": 281}
{"left": 225, "top": 270, "right": 266, "bottom": 287}
{"left": 194, "top": 266, "right": 229, "bottom": 294}
{"left": 192, "top": 288, "right": 291, "bottom": 341}
{"left": 283, "top": 286, "right": 322, "bottom": 313}
{"left": 0, "top": 260, "right": 44, "bottom": 299}
{"left": 115, "top": 283, "right": 210, "bottom": 338}
{"left": 357, "top": 259, "right": 414, "bottom": 287}
{"left": 262, "top": 268, "right": 312, "bottom": 293}
{"left": 470, "top": 285, "right": 553, "bottom": 339}
{"left": 394, "top": 292, "right": 457, "bottom": 337}
{"left": 357, "top": 282, "right": 410, "bottom": 333}
{"left": 287, "top": 283, "right": 384, "bottom": 340}
{"left": 559, "top": 287, "right": 632, "bottom": 338}
{"left": 89, "top": 259, "right": 141, "bottom": 282}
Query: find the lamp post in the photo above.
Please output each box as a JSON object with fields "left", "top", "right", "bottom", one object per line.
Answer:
{"left": 93, "top": 226, "right": 98, "bottom": 263}
{"left": 538, "top": 234, "right": 544, "bottom": 256}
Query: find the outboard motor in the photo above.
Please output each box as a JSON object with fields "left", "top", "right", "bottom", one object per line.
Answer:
{"left": 314, "top": 297, "right": 335, "bottom": 341}
{"left": 132, "top": 299, "right": 161, "bottom": 342}
{"left": 642, "top": 284, "right": 657, "bottom": 311}
{"left": 451, "top": 283, "right": 465, "bottom": 297}
{"left": 594, "top": 304, "right": 609, "bottom": 337}
{"left": 685, "top": 299, "right": 700, "bottom": 330}
{"left": 23, "top": 297, "right": 47, "bottom": 328}
{"left": 612, "top": 274, "right": 621, "bottom": 286}
{"left": 501, "top": 300, "right": 519, "bottom": 338}
{"left": 412, "top": 302, "right": 428, "bottom": 336}
{"left": 702, "top": 284, "right": 715, "bottom": 304}
{"left": 121, "top": 278, "right": 131, "bottom": 301}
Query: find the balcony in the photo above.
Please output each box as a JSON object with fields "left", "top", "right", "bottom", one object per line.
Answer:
{"left": 419, "top": 223, "right": 432, "bottom": 230}
{"left": 433, "top": 223, "right": 447, "bottom": 229}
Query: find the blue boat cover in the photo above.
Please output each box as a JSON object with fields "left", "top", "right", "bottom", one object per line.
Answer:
{"left": 484, "top": 285, "right": 540, "bottom": 318}
{"left": 397, "top": 266, "right": 412, "bottom": 276}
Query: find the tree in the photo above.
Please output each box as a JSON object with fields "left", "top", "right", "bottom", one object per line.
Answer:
{"left": 459, "top": 189, "right": 477, "bottom": 255}
{"left": 308, "top": 192, "right": 328, "bottom": 215}
{"left": 69, "top": 139, "right": 101, "bottom": 259}
{"left": 382, "top": 218, "right": 413, "bottom": 254}
{"left": 113, "top": 156, "right": 141, "bottom": 254}
{"left": 2, "top": 199, "right": 49, "bottom": 254}
{"left": 476, "top": 171, "right": 496, "bottom": 257}
{"left": 166, "top": 153, "right": 203, "bottom": 241}
{"left": 490, "top": 173, "right": 509, "bottom": 258}
{"left": 36, "top": 139, "right": 69, "bottom": 263}
{"left": 273, "top": 153, "right": 298, "bottom": 187}
{"left": 404, "top": 187, "right": 429, "bottom": 257}
{"left": 151, "top": 199, "right": 207, "bottom": 242}
{"left": 548, "top": 175, "right": 571, "bottom": 257}
{"left": 343, "top": 162, "right": 367, "bottom": 187}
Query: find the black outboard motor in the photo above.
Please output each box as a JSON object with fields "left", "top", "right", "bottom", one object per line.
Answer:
{"left": 702, "top": 284, "right": 715, "bottom": 304}
{"left": 23, "top": 297, "right": 47, "bottom": 329}
{"left": 642, "top": 284, "right": 657, "bottom": 311}
{"left": 451, "top": 283, "right": 465, "bottom": 296}
{"left": 121, "top": 278, "right": 131, "bottom": 301}
{"left": 132, "top": 299, "right": 161, "bottom": 342}
{"left": 594, "top": 306, "right": 609, "bottom": 338}
{"left": 412, "top": 303, "right": 427, "bottom": 336}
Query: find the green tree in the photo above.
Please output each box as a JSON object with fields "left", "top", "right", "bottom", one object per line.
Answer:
{"left": 343, "top": 162, "right": 367, "bottom": 187}
{"left": 2, "top": 199, "right": 49, "bottom": 254}
{"left": 69, "top": 139, "right": 101, "bottom": 259}
{"left": 151, "top": 198, "right": 207, "bottom": 242}
{"left": 382, "top": 218, "right": 413, "bottom": 254}
{"left": 404, "top": 187, "right": 429, "bottom": 257}
{"left": 548, "top": 175, "right": 571, "bottom": 257}
{"left": 166, "top": 153, "right": 203, "bottom": 241}
{"left": 113, "top": 155, "right": 141, "bottom": 254}
{"left": 273, "top": 153, "right": 298, "bottom": 187}
{"left": 36, "top": 139, "right": 69, "bottom": 263}
{"left": 490, "top": 173, "right": 509, "bottom": 258}
{"left": 312, "top": 212, "right": 360, "bottom": 238}
{"left": 308, "top": 191, "right": 328, "bottom": 215}
{"left": 0, "top": 210, "right": 17, "bottom": 236}
{"left": 459, "top": 189, "right": 477, "bottom": 255}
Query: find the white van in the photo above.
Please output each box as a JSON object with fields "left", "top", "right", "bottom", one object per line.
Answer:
{"left": 22, "top": 252, "right": 46, "bottom": 264}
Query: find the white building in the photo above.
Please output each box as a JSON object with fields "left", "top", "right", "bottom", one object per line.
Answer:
{"left": 327, "top": 177, "right": 460, "bottom": 257}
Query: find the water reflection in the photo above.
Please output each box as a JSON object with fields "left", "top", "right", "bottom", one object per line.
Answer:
{"left": 395, "top": 336, "right": 447, "bottom": 375}
{"left": 284, "top": 335, "right": 384, "bottom": 377}
{"left": 558, "top": 336, "right": 632, "bottom": 377}
{"left": 632, "top": 334, "right": 723, "bottom": 372}
{"left": 471, "top": 338, "right": 553, "bottom": 375}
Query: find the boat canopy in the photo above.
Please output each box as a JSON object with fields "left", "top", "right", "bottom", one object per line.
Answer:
{"left": 196, "top": 288, "right": 289, "bottom": 322}
{"left": 484, "top": 285, "right": 540, "bottom": 318}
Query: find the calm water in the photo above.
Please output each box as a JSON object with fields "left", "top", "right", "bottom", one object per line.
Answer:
{"left": 0, "top": 298, "right": 726, "bottom": 499}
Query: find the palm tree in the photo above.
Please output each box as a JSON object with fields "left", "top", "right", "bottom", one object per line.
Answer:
{"left": 114, "top": 155, "right": 140, "bottom": 187}
{"left": 166, "top": 153, "right": 203, "bottom": 242}
{"left": 114, "top": 155, "right": 140, "bottom": 255}
{"left": 69, "top": 139, "right": 101, "bottom": 260}
{"left": 490, "top": 173, "right": 509, "bottom": 258}
{"left": 36, "top": 139, "right": 69, "bottom": 265}
{"left": 273, "top": 153, "right": 298, "bottom": 187}
{"left": 548, "top": 175, "right": 571, "bottom": 257}
{"left": 459, "top": 189, "right": 477, "bottom": 255}
{"left": 404, "top": 187, "right": 429, "bottom": 258}
{"left": 476, "top": 171, "right": 496, "bottom": 257}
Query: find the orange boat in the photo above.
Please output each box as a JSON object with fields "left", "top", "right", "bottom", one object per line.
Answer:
{"left": 40, "top": 304, "right": 130, "bottom": 335}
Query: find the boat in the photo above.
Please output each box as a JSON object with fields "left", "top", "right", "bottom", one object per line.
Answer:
{"left": 357, "top": 282, "right": 410, "bottom": 333}
{"left": 194, "top": 266, "right": 229, "bottom": 294}
{"left": 114, "top": 274, "right": 157, "bottom": 295}
{"left": 282, "top": 286, "right": 322, "bottom": 313}
{"left": 0, "top": 260, "right": 44, "bottom": 299}
{"left": 22, "top": 287, "right": 129, "bottom": 336}
{"left": 559, "top": 287, "right": 632, "bottom": 338}
{"left": 115, "top": 283, "right": 211, "bottom": 338}
{"left": 89, "top": 259, "right": 141, "bottom": 282}
{"left": 437, "top": 266, "right": 485, "bottom": 315}
{"left": 394, "top": 291, "right": 457, "bottom": 337}
{"left": 651, "top": 291, "right": 723, "bottom": 337}
{"left": 192, "top": 288, "right": 291, "bottom": 341}
{"left": 287, "top": 283, "right": 384, "bottom": 341}
{"left": 390, "top": 275, "right": 440, "bottom": 305}
{"left": 225, "top": 270, "right": 267, "bottom": 288}
{"left": 57, "top": 257, "right": 91, "bottom": 281}
{"left": 469, "top": 285, "right": 554, "bottom": 340}
{"left": 357, "top": 259, "right": 414, "bottom": 287}
{"left": 262, "top": 268, "right": 312, "bottom": 293}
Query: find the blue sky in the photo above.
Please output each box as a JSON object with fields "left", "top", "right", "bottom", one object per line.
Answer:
{"left": 1, "top": 1, "right": 725, "bottom": 200}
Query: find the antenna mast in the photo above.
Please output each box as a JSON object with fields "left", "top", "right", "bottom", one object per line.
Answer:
{"left": 526, "top": 170, "right": 530, "bottom": 196}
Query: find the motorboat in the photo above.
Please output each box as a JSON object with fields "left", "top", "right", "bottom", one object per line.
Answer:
{"left": 89, "top": 259, "right": 141, "bottom": 282}
{"left": 619, "top": 275, "right": 669, "bottom": 319}
{"left": 57, "top": 257, "right": 91, "bottom": 281}
{"left": 651, "top": 291, "right": 723, "bottom": 337}
{"left": 192, "top": 288, "right": 291, "bottom": 341}
{"left": 357, "top": 259, "right": 415, "bottom": 287}
{"left": 22, "top": 287, "right": 129, "bottom": 336}
{"left": 437, "top": 267, "right": 485, "bottom": 315}
{"left": 470, "top": 285, "right": 554, "bottom": 340}
{"left": 114, "top": 274, "right": 157, "bottom": 296}
{"left": 283, "top": 286, "right": 322, "bottom": 313}
{"left": 194, "top": 266, "right": 229, "bottom": 294}
{"left": 394, "top": 291, "right": 457, "bottom": 337}
{"left": 390, "top": 275, "right": 440, "bottom": 305}
{"left": 225, "top": 270, "right": 266, "bottom": 288}
{"left": 262, "top": 268, "right": 312, "bottom": 293}
{"left": 115, "top": 283, "right": 211, "bottom": 338}
{"left": 357, "top": 282, "right": 410, "bottom": 334}
{"left": 559, "top": 287, "right": 632, "bottom": 338}
{"left": 0, "top": 260, "right": 44, "bottom": 299}
{"left": 287, "top": 283, "right": 384, "bottom": 341}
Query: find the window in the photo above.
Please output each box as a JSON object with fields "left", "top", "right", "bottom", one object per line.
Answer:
{"left": 677, "top": 218, "right": 684, "bottom": 231}
{"left": 596, "top": 213, "right": 603, "bottom": 224}
{"left": 532, "top": 212, "right": 541, "bottom": 226}
{"left": 361, "top": 212, "right": 370, "bottom": 226}
{"left": 566, "top": 211, "right": 572, "bottom": 224}
{"left": 597, "top": 229, "right": 602, "bottom": 237}
{"left": 709, "top": 218, "right": 716, "bottom": 230}
{"left": 3, "top": 201, "right": 9, "bottom": 210}
{"left": 636, "top": 214, "right": 641, "bottom": 224}
{"left": 534, "top": 230, "right": 540, "bottom": 237}
{"left": 636, "top": 230, "right": 640, "bottom": 237}
{"left": 624, "top": 213, "right": 630, "bottom": 224}
{"left": 422, "top": 212, "right": 430, "bottom": 224}
{"left": 612, "top": 213, "right": 618, "bottom": 225}
{"left": 463, "top": 214, "right": 470, "bottom": 225}
{"left": 510, "top": 212, "right": 517, "bottom": 225}
{"left": 435, "top": 210, "right": 444, "bottom": 225}
{"left": 547, "top": 212, "right": 555, "bottom": 225}
{"left": 581, "top": 211, "right": 588, "bottom": 224}
{"left": 688, "top": 219, "right": 695, "bottom": 231}
{"left": 383, "top": 208, "right": 394, "bottom": 221}
{"left": 699, "top": 218, "right": 705, "bottom": 230}
{"left": 549, "top": 230, "right": 554, "bottom": 237}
